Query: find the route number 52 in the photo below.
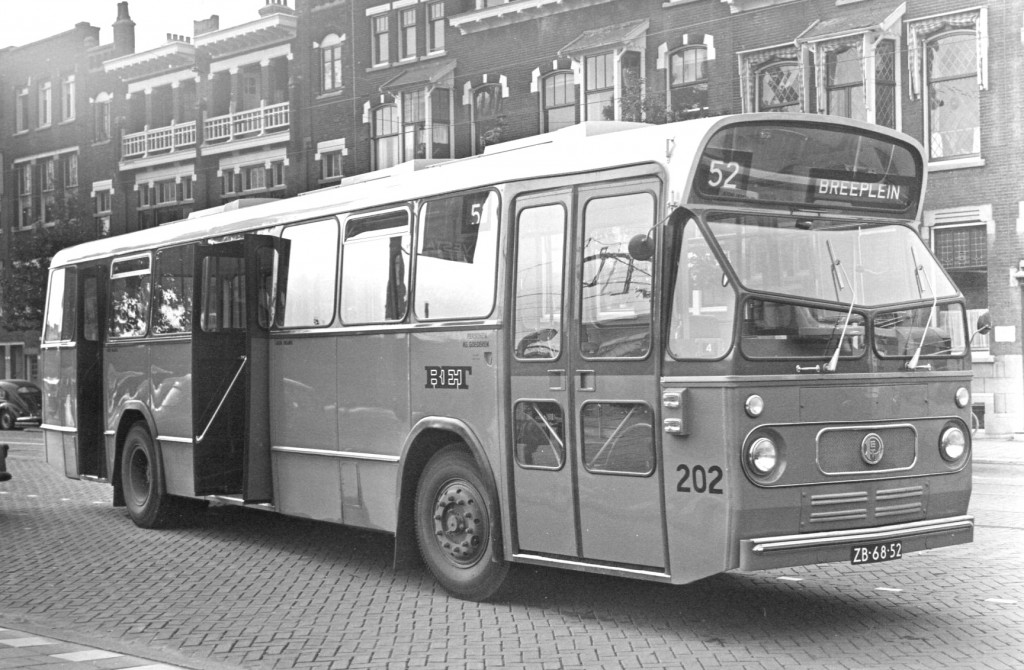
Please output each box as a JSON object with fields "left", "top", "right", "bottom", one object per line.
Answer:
{"left": 707, "top": 160, "right": 741, "bottom": 190}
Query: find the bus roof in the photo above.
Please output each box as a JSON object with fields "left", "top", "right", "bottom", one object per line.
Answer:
{"left": 50, "top": 113, "right": 924, "bottom": 268}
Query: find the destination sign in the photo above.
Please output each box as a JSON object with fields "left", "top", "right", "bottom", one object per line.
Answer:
{"left": 692, "top": 122, "right": 922, "bottom": 214}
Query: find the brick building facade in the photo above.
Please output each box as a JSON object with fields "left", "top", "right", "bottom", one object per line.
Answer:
{"left": 1, "top": 0, "right": 1022, "bottom": 431}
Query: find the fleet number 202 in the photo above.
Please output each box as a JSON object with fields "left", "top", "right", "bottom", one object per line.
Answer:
{"left": 676, "top": 464, "right": 724, "bottom": 494}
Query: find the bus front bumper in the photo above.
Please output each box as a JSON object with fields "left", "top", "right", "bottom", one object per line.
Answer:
{"left": 738, "top": 515, "right": 974, "bottom": 572}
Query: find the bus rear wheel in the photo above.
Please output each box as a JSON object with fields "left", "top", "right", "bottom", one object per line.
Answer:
{"left": 415, "top": 446, "right": 508, "bottom": 601}
{"left": 121, "top": 422, "right": 179, "bottom": 529}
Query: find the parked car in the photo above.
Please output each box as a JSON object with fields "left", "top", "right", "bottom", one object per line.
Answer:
{"left": 0, "top": 380, "right": 42, "bottom": 430}
{"left": 0, "top": 443, "right": 10, "bottom": 481}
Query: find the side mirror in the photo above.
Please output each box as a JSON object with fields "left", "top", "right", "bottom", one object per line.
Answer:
{"left": 975, "top": 311, "right": 992, "bottom": 336}
{"left": 628, "top": 233, "right": 655, "bottom": 261}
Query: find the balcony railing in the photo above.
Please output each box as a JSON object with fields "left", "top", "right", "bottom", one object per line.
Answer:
{"left": 122, "top": 121, "right": 197, "bottom": 159}
{"left": 204, "top": 101, "right": 290, "bottom": 143}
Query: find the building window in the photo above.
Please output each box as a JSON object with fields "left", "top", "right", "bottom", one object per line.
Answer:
{"left": 372, "top": 15, "right": 390, "bottom": 66}
{"left": 321, "top": 151, "right": 343, "bottom": 180}
{"left": 155, "top": 179, "right": 177, "bottom": 205}
{"left": 15, "top": 86, "right": 29, "bottom": 132}
{"left": 269, "top": 161, "right": 285, "bottom": 188}
{"left": 16, "top": 164, "right": 33, "bottom": 228}
{"left": 320, "top": 34, "right": 344, "bottom": 93}
{"left": 472, "top": 83, "right": 504, "bottom": 153}
{"left": 584, "top": 53, "right": 614, "bottom": 121}
{"left": 826, "top": 45, "right": 865, "bottom": 122}
{"left": 372, "top": 104, "right": 401, "bottom": 169}
{"left": 926, "top": 31, "right": 979, "bottom": 161}
{"left": 61, "top": 75, "right": 75, "bottom": 122}
{"left": 875, "top": 40, "right": 896, "bottom": 129}
{"left": 403, "top": 90, "right": 427, "bottom": 159}
{"left": 542, "top": 71, "right": 576, "bottom": 132}
{"left": 94, "top": 93, "right": 111, "bottom": 141}
{"left": 756, "top": 60, "right": 802, "bottom": 112}
{"left": 38, "top": 80, "right": 52, "bottom": 127}
{"left": 932, "top": 219, "right": 988, "bottom": 349}
{"left": 62, "top": 153, "right": 78, "bottom": 189}
{"left": 668, "top": 46, "right": 709, "bottom": 119}
{"left": 41, "top": 158, "right": 56, "bottom": 223}
{"left": 428, "top": 2, "right": 445, "bottom": 53}
{"left": 243, "top": 166, "right": 266, "bottom": 192}
{"left": 95, "top": 187, "right": 112, "bottom": 235}
{"left": 400, "top": 8, "right": 417, "bottom": 60}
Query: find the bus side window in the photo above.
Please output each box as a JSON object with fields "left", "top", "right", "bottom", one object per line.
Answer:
{"left": 43, "top": 267, "right": 77, "bottom": 343}
{"left": 152, "top": 246, "right": 194, "bottom": 335}
{"left": 415, "top": 190, "right": 500, "bottom": 321}
{"left": 108, "top": 255, "right": 151, "bottom": 339}
{"left": 279, "top": 219, "right": 339, "bottom": 328}
{"left": 341, "top": 211, "right": 410, "bottom": 325}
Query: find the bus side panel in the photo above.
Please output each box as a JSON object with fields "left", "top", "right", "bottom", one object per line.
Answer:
{"left": 409, "top": 327, "right": 500, "bottom": 478}
{"left": 660, "top": 384, "right": 735, "bottom": 582}
{"left": 105, "top": 343, "right": 151, "bottom": 439}
{"left": 41, "top": 346, "right": 78, "bottom": 478}
{"left": 335, "top": 332, "right": 408, "bottom": 531}
{"left": 270, "top": 335, "right": 342, "bottom": 522}
{"left": 149, "top": 338, "right": 193, "bottom": 496}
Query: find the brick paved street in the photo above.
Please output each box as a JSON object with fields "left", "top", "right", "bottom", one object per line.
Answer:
{"left": 1, "top": 431, "right": 1022, "bottom": 670}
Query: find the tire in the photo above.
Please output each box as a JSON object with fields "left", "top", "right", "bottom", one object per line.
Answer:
{"left": 0, "top": 409, "right": 16, "bottom": 431}
{"left": 415, "top": 446, "right": 509, "bottom": 601}
{"left": 121, "top": 422, "right": 179, "bottom": 528}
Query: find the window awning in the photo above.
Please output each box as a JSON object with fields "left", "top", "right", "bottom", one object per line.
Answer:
{"left": 558, "top": 18, "right": 649, "bottom": 58}
{"left": 796, "top": 1, "right": 905, "bottom": 44}
{"left": 380, "top": 58, "right": 457, "bottom": 94}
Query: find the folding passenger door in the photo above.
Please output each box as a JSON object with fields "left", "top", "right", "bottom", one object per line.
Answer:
{"left": 191, "top": 234, "right": 286, "bottom": 500}
{"left": 509, "top": 178, "right": 666, "bottom": 570}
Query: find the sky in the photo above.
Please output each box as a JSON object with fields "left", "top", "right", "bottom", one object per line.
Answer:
{"left": 0, "top": 0, "right": 265, "bottom": 51}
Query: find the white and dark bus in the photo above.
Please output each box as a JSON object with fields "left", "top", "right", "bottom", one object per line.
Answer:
{"left": 42, "top": 114, "right": 976, "bottom": 600}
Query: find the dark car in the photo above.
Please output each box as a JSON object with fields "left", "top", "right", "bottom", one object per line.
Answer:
{"left": 0, "top": 380, "right": 42, "bottom": 430}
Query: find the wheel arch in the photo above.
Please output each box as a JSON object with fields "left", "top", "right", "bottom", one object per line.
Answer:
{"left": 393, "top": 417, "right": 502, "bottom": 570}
{"left": 110, "top": 404, "right": 158, "bottom": 508}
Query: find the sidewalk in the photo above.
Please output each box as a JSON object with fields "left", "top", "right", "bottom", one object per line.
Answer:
{"left": 972, "top": 430, "right": 1024, "bottom": 465}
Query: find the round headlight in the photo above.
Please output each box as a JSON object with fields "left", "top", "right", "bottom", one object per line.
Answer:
{"left": 940, "top": 426, "right": 967, "bottom": 461}
{"left": 955, "top": 387, "right": 971, "bottom": 408}
{"left": 745, "top": 394, "right": 765, "bottom": 418}
{"left": 748, "top": 437, "right": 778, "bottom": 475}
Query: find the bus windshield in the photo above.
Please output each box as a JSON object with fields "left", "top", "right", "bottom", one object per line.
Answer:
{"left": 706, "top": 214, "right": 958, "bottom": 306}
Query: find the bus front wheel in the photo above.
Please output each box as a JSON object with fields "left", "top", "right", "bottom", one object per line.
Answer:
{"left": 121, "top": 422, "right": 178, "bottom": 529}
{"left": 415, "top": 446, "right": 508, "bottom": 601}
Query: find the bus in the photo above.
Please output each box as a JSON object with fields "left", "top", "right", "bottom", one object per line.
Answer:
{"left": 41, "top": 113, "right": 977, "bottom": 601}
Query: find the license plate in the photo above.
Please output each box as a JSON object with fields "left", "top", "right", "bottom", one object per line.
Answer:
{"left": 851, "top": 541, "right": 903, "bottom": 565}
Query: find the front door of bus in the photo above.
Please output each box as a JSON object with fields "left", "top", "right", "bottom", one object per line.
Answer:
{"left": 510, "top": 180, "right": 665, "bottom": 569}
{"left": 192, "top": 235, "right": 286, "bottom": 501}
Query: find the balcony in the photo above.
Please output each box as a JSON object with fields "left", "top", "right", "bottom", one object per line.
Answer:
{"left": 205, "top": 101, "right": 290, "bottom": 144}
{"left": 122, "top": 121, "right": 197, "bottom": 159}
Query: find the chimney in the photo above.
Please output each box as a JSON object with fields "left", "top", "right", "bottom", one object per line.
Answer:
{"left": 112, "top": 1, "right": 135, "bottom": 56}
{"left": 194, "top": 15, "right": 220, "bottom": 37}
{"left": 259, "top": 0, "right": 294, "bottom": 18}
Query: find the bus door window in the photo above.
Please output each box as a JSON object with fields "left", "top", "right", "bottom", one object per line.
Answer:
{"left": 43, "top": 267, "right": 77, "bottom": 343}
{"left": 200, "top": 256, "right": 245, "bottom": 332}
{"left": 152, "top": 246, "right": 194, "bottom": 335}
{"left": 108, "top": 255, "right": 151, "bottom": 339}
{"left": 415, "top": 190, "right": 500, "bottom": 321}
{"left": 256, "top": 245, "right": 286, "bottom": 330}
{"left": 513, "top": 401, "right": 565, "bottom": 469}
{"left": 341, "top": 211, "right": 410, "bottom": 325}
{"left": 279, "top": 219, "right": 339, "bottom": 328}
{"left": 514, "top": 204, "right": 565, "bottom": 360}
{"left": 580, "top": 192, "right": 654, "bottom": 358}
{"left": 667, "top": 221, "right": 736, "bottom": 359}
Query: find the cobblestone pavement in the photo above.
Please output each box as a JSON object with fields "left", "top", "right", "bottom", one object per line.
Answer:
{"left": 1, "top": 431, "right": 1021, "bottom": 670}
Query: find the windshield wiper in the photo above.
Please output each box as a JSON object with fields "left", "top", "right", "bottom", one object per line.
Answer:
{"left": 824, "top": 240, "right": 855, "bottom": 372}
{"left": 906, "top": 247, "right": 937, "bottom": 371}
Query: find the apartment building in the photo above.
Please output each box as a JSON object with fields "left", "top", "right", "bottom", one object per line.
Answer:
{"left": 1, "top": 0, "right": 1021, "bottom": 433}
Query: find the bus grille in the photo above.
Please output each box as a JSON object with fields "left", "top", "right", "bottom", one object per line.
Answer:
{"left": 803, "top": 484, "right": 926, "bottom": 528}
{"left": 817, "top": 424, "right": 916, "bottom": 475}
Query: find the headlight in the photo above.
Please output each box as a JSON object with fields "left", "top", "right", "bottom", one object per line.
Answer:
{"left": 939, "top": 425, "right": 967, "bottom": 462}
{"left": 745, "top": 394, "right": 764, "bottom": 418}
{"left": 955, "top": 387, "right": 970, "bottom": 408}
{"left": 748, "top": 437, "right": 778, "bottom": 475}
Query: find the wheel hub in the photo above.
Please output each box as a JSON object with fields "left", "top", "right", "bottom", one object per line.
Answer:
{"left": 432, "top": 480, "right": 485, "bottom": 567}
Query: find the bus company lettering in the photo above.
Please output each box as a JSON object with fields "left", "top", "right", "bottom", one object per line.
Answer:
{"left": 817, "top": 178, "right": 901, "bottom": 201}
{"left": 425, "top": 366, "right": 472, "bottom": 390}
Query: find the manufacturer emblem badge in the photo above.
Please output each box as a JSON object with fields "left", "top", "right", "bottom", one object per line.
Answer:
{"left": 861, "top": 433, "right": 885, "bottom": 466}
